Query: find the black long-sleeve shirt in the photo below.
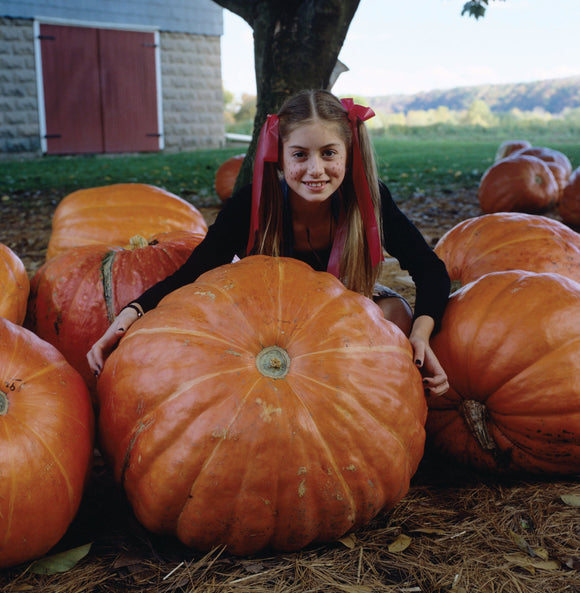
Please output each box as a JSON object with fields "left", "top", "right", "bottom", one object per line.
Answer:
{"left": 135, "top": 181, "right": 450, "bottom": 327}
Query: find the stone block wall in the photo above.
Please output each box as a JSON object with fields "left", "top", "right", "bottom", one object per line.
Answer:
{"left": 0, "top": 18, "right": 41, "bottom": 156}
{"left": 0, "top": 17, "right": 225, "bottom": 158}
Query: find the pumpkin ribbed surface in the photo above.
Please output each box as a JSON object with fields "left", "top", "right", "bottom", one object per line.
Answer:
{"left": 434, "top": 212, "right": 580, "bottom": 287}
{"left": 427, "top": 270, "right": 580, "bottom": 475}
{"left": 27, "top": 230, "right": 204, "bottom": 394}
{"left": 0, "top": 243, "right": 29, "bottom": 325}
{"left": 0, "top": 318, "right": 93, "bottom": 568}
{"left": 47, "top": 183, "right": 208, "bottom": 260}
{"left": 559, "top": 167, "right": 580, "bottom": 227}
{"left": 97, "top": 256, "right": 426, "bottom": 555}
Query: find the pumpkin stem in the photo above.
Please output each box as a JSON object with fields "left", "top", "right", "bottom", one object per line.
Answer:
{"left": 461, "top": 400, "right": 497, "bottom": 451}
{"left": 128, "top": 235, "right": 149, "bottom": 249}
{"left": 256, "top": 346, "right": 290, "bottom": 379}
{"left": 0, "top": 391, "right": 8, "bottom": 415}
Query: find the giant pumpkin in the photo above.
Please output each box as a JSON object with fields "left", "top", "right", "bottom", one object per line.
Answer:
{"left": 0, "top": 317, "right": 93, "bottom": 568}
{"left": 477, "top": 154, "right": 559, "bottom": 214}
{"left": 97, "top": 256, "right": 426, "bottom": 555}
{"left": 46, "top": 183, "right": 208, "bottom": 260}
{"left": 558, "top": 167, "right": 580, "bottom": 227}
{"left": 0, "top": 243, "right": 29, "bottom": 325}
{"left": 27, "top": 230, "right": 205, "bottom": 394}
{"left": 427, "top": 270, "right": 580, "bottom": 475}
{"left": 434, "top": 212, "right": 580, "bottom": 287}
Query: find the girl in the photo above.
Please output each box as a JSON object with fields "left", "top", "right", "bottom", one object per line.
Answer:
{"left": 88, "top": 90, "right": 450, "bottom": 395}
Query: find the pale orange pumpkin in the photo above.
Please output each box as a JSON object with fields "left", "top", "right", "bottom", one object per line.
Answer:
{"left": 478, "top": 155, "right": 559, "bottom": 214}
{"left": 47, "top": 184, "right": 208, "bottom": 260}
{"left": 512, "top": 145, "right": 572, "bottom": 179}
{"left": 434, "top": 212, "right": 580, "bottom": 287}
{"left": 0, "top": 243, "right": 29, "bottom": 325}
{"left": 558, "top": 167, "right": 580, "bottom": 227}
{"left": 97, "top": 256, "right": 426, "bottom": 555}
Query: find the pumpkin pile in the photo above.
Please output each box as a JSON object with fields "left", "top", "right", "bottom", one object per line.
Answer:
{"left": 97, "top": 256, "right": 427, "bottom": 555}
{"left": 479, "top": 140, "right": 579, "bottom": 225}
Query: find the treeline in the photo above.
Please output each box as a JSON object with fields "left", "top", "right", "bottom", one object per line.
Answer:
{"left": 369, "top": 76, "right": 580, "bottom": 115}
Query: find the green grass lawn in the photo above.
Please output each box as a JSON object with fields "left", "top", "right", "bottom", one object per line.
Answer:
{"left": 2, "top": 129, "right": 579, "bottom": 208}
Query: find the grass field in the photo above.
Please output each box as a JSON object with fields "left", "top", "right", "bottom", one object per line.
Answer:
{"left": 2, "top": 126, "right": 579, "bottom": 207}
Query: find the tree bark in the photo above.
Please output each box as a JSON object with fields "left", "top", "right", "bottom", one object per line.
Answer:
{"left": 213, "top": 0, "right": 360, "bottom": 187}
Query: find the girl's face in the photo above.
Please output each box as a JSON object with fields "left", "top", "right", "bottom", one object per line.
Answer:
{"left": 281, "top": 120, "right": 348, "bottom": 204}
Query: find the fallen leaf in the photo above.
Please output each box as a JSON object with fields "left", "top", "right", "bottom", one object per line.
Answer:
{"left": 504, "top": 552, "right": 560, "bottom": 572}
{"left": 29, "top": 543, "right": 92, "bottom": 575}
{"left": 388, "top": 533, "right": 412, "bottom": 553}
{"left": 339, "top": 533, "right": 357, "bottom": 549}
{"left": 411, "top": 527, "right": 446, "bottom": 535}
{"left": 561, "top": 493, "right": 580, "bottom": 507}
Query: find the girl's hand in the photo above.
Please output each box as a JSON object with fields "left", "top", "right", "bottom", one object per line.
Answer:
{"left": 87, "top": 307, "right": 140, "bottom": 377}
{"left": 408, "top": 315, "right": 449, "bottom": 397}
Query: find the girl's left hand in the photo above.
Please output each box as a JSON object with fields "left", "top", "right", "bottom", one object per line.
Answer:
{"left": 409, "top": 335, "right": 449, "bottom": 397}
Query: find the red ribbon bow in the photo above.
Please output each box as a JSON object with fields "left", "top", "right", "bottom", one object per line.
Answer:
{"left": 247, "top": 114, "right": 280, "bottom": 255}
{"left": 340, "top": 98, "right": 382, "bottom": 269}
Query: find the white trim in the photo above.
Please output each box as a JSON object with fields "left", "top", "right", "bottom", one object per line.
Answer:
{"left": 33, "top": 20, "right": 47, "bottom": 154}
{"left": 34, "top": 16, "right": 159, "bottom": 33}
{"left": 33, "top": 17, "right": 163, "bottom": 153}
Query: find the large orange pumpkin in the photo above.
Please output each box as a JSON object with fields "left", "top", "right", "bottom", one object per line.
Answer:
{"left": 478, "top": 154, "right": 559, "bottom": 214}
{"left": 0, "top": 243, "right": 29, "bottom": 325}
{"left": 558, "top": 167, "right": 580, "bottom": 227}
{"left": 46, "top": 183, "right": 208, "bottom": 260}
{"left": 426, "top": 270, "right": 580, "bottom": 475}
{"left": 214, "top": 154, "right": 245, "bottom": 201}
{"left": 97, "top": 256, "right": 426, "bottom": 555}
{"left": 27, "top": 230, "right": 205, "bottom": 395}
{"left": 0, "top": 317, "right": 94, "bottom": 568}
{"left": 434, "top": 212, "right": 580, "bottom": 287}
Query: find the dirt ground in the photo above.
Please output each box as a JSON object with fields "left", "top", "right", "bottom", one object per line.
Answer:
{"left": 1, "top": 187, "right": 579, "bottom": 593}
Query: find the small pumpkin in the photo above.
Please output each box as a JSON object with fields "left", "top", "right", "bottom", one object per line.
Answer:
{"left": 558, "top": 167, "right": 580, "bottom": 227}
{"left": 47, "top": 184, "right": 208, "bottom": 260}
{"left": 478, "top": 155, "right": 559, "bottom": 214}
{"left": 0, "top": 243, "right": 29, "bottom": 325}
{"left": 27, "top": 230, "right": 205, "bottom": 395}
{"left": 0, "top": 317, "right": 94, "bottom": 568}
{"left": 434, "top": 212, "right": 580, "bottom": 287}
{"left": 494, "top": 139, "right": 531, "bottom": 162}
{"left": 512, "top": 145, "right": 572, "bottom": 179}
{"left": 215, "top": 154, "right": 245, "bottom": 201}
{"left": 97, "top": 256, "right": 426, "bottom": 555}
{"left": 426, "top": 270, "right": 580, "bottom": 475}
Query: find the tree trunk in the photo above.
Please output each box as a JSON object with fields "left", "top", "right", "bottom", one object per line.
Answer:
{"left": 213, "top": 0, "right": 360, "bottom": 187}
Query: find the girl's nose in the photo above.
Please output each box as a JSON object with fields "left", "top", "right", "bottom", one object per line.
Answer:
{"left": 307, "top": 155, "right": 324, "bottom": 176}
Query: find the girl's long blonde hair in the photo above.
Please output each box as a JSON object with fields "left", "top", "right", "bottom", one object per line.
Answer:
{"left": 254, "top": 89, "right": 383, "bottom": 298}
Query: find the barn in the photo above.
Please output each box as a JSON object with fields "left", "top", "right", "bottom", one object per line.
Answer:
{"left": 0, "top": 0, "right": 225, "bottom": 157}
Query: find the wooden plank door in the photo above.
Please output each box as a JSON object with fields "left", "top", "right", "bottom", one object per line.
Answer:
{"left": 39, "top": 24, "right": 104, "bottom": 154}
{"left": 99, "top": 29, "right": 160, "bottom": 153}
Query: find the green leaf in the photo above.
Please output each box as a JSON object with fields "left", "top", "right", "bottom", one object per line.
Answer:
{"left": 29, "top": 543, "right": 92, "bottom": 575}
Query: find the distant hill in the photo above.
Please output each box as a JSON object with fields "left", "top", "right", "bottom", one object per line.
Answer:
{"left": 369, "top": 76, "right": 580, "bottom": 114}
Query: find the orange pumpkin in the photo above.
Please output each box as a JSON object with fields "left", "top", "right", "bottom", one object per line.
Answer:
{"left": 27, "top": 230, "right": 205, "bottom": 395}
{"left": 494, "top": 139, "right": 531, "bottom": 162}
{"left": 215, "top": 154, "right": 245, "bottom": 201}
{"left": 97, "top": 256, "right": 426, "bottom": 555}
{"left": 0, "top": 243, "right": 29, "bottom": 325}
{"left": 46, "top": 183, "right": 208, "bottom": 260}
{"left": 0, "top": 317, "right": 94, "bottom": 568}
{"left": 512, "top": 145, "right": 572, "bottom": 179}
{"left": 434, "top": 212, "right": 580, "bottom": 287}
{"left": 427, "top": 270, "right": 580, "bottom": 475}
{"left": 558, "top": 167, "right": 580, "bottom": 227}
{"left": 478, "top": 155, "right": 559, "bottom": 214}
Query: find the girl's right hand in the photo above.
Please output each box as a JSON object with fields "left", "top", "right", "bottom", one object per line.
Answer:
{"left": 87, "top": 307, "right": 140, "bottom": 377}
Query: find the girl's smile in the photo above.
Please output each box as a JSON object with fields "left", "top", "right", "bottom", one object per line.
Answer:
{"left": 281, "top": 121, "right": 347, "bottom": 204}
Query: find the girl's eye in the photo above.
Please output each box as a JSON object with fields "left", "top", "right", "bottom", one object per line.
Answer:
{"left": 323, "top": 149, "right": 337, "bottom": 158}
{"left": 292, "top": 151, "right": 306, "bottom": 159}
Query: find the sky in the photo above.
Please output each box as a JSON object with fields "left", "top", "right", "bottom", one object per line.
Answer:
{"left": 220, "top": 0, "right": 580, "bottom": 99}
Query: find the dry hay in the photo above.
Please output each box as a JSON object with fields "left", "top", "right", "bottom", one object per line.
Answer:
{"left": 1, "top": 451, "right": 578, "bottom": 593}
